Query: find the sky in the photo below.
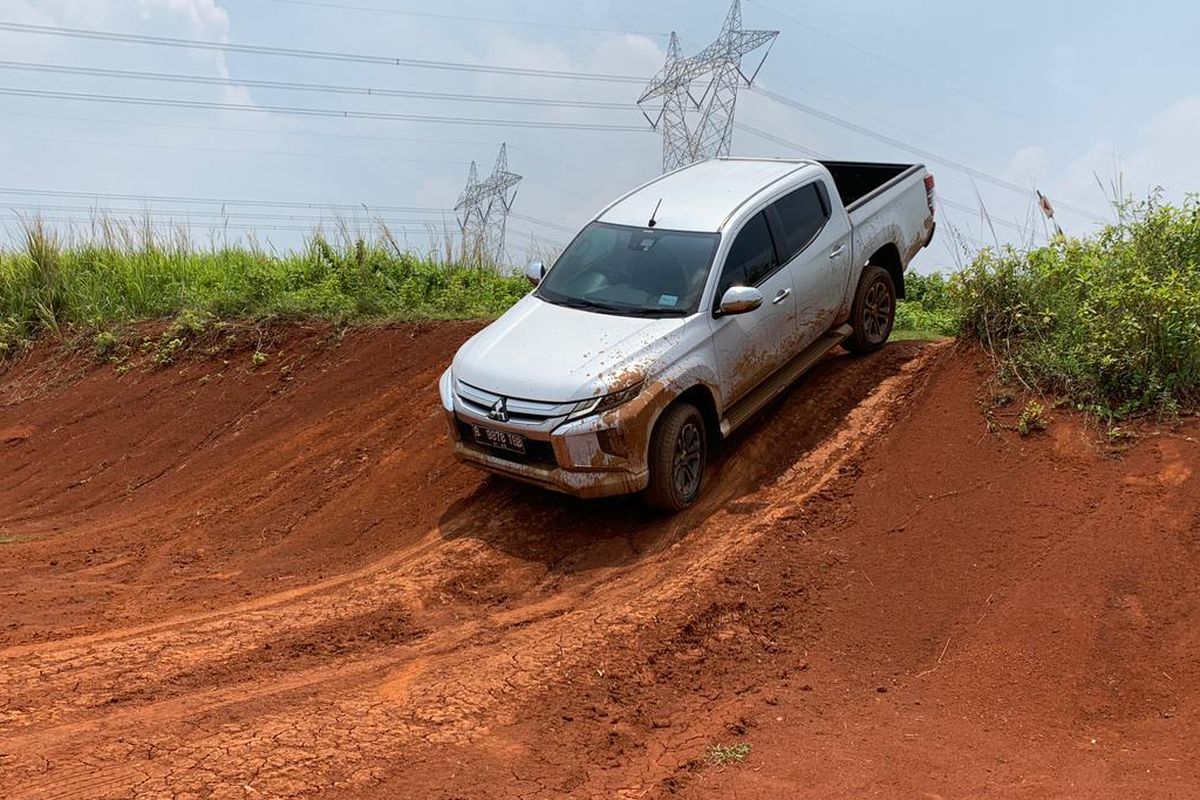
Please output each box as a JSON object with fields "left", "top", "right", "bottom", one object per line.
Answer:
{"left": 0, "top": 0, "right": 1197, "bottom": 272}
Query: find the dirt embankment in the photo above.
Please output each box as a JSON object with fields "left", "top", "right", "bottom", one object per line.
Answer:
{"left": 0, "top": 325, "right": 1197, "bottom": 799}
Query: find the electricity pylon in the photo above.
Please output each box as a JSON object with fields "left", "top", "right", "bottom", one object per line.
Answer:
{"left": 637, "top": 0, "right": 778, "bottom": 173}
{"left": 455, "top": 143, "right": 522, "bottom": 264}
{"left": 689, "top": 1, "right": 778, "bottom": 163}
{"left": 638, "top": 32, "right": 704, "bottom": 172}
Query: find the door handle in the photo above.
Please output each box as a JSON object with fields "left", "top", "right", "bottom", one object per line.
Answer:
{"left": 829, "top": 244, "right": 846, "bottom": 259}
{"left": 772, "top": 287, "right": 792, "bottom": 304}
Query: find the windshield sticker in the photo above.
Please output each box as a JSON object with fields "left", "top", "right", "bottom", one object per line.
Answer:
{"left": 630, "top": 237, "right": 657, "bottom": 252}
{"left": 659, "top": 294, "right": 678, "bottom": 307}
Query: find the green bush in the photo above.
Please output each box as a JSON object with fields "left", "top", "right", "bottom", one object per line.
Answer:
{"left": 953, "top": 196, "right": 1200, "bottom": 417}
{"left": 894, "top": 272, "right": 957, "bottom": 336}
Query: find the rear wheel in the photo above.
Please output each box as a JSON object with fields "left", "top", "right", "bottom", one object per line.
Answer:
{"left": 644, "top": 402, "right": 706, "bottom": 512}
{"left": 845, "top": 265, "right": 896, "bottom": 354}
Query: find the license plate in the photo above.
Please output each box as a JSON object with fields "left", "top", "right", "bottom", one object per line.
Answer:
{"left": 472, "top": 424, "right": 526, "bottom": 455}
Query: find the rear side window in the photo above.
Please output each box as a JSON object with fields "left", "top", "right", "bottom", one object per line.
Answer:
{"left": 715, "top": 212, "right": 777, "bottom": 303}
{"left": 771, "top": 182, "right": 830, "bottom": 262}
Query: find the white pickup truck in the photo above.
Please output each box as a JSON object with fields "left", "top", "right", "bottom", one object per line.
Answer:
{"left": 439, "top": 157, "right": 936, "bottom": 510}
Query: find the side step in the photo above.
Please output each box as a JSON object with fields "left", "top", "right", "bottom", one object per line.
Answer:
{"left": 720, "top": 324, "right": 853, "bottom": 436}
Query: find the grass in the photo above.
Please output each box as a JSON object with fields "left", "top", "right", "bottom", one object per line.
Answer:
{"left": 953, "top": 194, "right": 1200, "bottom": 419}
{"left": 890, "top": 327, "right": 951, "bottom": 342}
{"left": 6, "top": 195, "right": 1198, "bottom": 424}
{"left": 0, "top": 217, "right": 536, "bottom": 357}
{"left": 707, "top": 742, "right": 751, "bottom": 766}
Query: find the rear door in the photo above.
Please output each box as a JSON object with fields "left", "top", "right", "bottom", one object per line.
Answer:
{"left": 765, "top": 179, "right": 851, "bottom": 349}
{"left": 708, "top": 210, "right": 798, "bottom": 406}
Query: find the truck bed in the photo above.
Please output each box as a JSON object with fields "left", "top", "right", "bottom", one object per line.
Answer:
{"left": 818, "top": 161, "right": 919, "bottom": 211}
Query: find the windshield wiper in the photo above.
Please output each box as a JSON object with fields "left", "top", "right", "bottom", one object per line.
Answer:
{"left": 549, "top": 296, "right": 619, "bottom": 313}
{"left": 617, "top": 307, "right": 687, "bottom": 317}
{"left": 545, "top": 295, "right": 686, "bottom": 317}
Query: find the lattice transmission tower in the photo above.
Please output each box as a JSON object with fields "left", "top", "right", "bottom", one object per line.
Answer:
{"left": 638, "top": 0, "right": 778, "bottom": 173}
{"left": 455, "top": 143, "right": 522, "bottom": 264}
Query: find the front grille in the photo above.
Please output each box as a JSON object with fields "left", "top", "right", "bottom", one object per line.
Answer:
{"left": 454, "top": 380, "right": 575, "bottom": 425}
{"left": 457, "top": 420, "right": 558, "bottom": 469}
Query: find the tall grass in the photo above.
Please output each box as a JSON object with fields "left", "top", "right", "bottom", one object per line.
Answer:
{"left": 0, "top": 216, "right": 537, "bottom": 355}
{"left": 953, "top": 195, "right": 1200, "bottom": 418}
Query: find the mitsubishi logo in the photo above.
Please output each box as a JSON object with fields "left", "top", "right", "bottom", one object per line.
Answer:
{"left": 487, "top": 397, "right": 509, "bottom": 423}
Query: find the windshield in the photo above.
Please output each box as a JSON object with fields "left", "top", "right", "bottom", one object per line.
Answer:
{"left": 536, "top": 222, "right": 720, "bottom": 317}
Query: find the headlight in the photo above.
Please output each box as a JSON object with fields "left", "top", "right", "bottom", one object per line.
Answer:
{"left": 438, "top": 367, "right": 456, "bottom": 411}
{"left": 566, "top": 381, "right": 644, "bottom": 421}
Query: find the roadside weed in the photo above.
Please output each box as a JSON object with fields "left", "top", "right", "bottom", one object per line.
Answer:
{"left": 1017, "top": 400, "right": 1049, "bottom": 436}
{"left": 707, "top": 742, "right": 751, "bottom": 766}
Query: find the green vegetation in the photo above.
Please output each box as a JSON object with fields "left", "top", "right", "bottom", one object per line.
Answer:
{"left": 706, "top": 742, "right": 751, "bottom": 766}
{"left": 895, "top": 271, "right": 957, "bottom": 338}
{"left": 0, "top": 221, "right": 530, "bottom": 356}
{"left": 1017, "top": 400, "right": 1049, "bottom": 436}
{"left": 5, "top": 196, "right": 1199, "bottom": 423}
{"left": 954, "top": 196, "right": 1200, "bottom": 418}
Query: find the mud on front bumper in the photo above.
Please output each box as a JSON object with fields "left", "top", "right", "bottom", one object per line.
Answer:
{"left": 438, "top": 370, "right": 651, "bottom": 499}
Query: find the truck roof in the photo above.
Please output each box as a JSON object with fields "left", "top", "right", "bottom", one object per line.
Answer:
{"left": 595, "top": 157, "right": 817, "bottom": 234}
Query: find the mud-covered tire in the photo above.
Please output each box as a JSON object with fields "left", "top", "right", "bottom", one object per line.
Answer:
{"left": 644, "top": 402, "right": 707, "bottom": 512}
{"left": 845, "top": 265, "right": 896, "bottom": 354}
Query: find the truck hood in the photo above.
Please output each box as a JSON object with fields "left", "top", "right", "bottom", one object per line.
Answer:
{"left": 451, "top": 294, "right": 687, "bottom": 401}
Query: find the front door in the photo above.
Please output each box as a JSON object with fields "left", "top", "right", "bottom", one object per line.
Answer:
{"left": 709, "top": 210, "right": 798, "bottom": 407}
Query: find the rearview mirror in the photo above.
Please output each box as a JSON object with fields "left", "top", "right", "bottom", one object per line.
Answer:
{"left": 718, "top": 286, "right": 763, "bottom": 316}
{"left": 524, "top": 261, "right": 545, "bottom": 286}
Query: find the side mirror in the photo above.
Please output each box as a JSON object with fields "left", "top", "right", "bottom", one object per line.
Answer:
{"left": 524, "top": 261, "right": 545, "bottom": 286}
{"left": 718, "top": 285, "right": 763, "bottom": 316}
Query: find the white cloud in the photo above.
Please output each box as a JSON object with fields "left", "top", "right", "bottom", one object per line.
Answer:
{"left": 2, "top": 0, "right": 243, "bottom": 97}
{"left": 1001, "top": 97, "right": 1200, "bottom": 218}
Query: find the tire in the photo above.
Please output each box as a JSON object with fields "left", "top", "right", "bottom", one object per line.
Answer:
{"left": 644, "top": 402, "right": 707, "bottom": 512}
{"left": 844, "top": 265, "right": 896, "bottom": 354}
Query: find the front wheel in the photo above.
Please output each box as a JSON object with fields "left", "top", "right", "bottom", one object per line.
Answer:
{"left": 845, "top": 265, "right": 896, "bottom": 354}
{"left": 644, "top": 402, "right": 707, "bottom": 512}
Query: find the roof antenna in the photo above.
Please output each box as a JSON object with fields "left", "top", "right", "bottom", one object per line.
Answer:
{"left": 647, "top": 197, "right": 663, "bottom": 228}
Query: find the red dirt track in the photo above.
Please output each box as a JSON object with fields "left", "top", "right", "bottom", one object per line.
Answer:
{"left": 1, "top": 324, "right": 1197, "bottom": 799}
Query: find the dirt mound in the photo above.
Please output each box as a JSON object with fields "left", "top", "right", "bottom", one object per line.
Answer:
{"left": 1, "top": 327, "right": 1196, "bottom": 799}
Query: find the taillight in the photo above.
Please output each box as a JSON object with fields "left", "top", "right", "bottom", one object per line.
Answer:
{"left": 924, "top": 173, "right": 936, "bottom": 214}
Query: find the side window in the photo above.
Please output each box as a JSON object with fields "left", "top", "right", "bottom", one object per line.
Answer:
{"left": 716, "top": 212, "right": 777, "bottom": 303}
{"left": 771, "top": 182, "right": 831, "bottom": 263}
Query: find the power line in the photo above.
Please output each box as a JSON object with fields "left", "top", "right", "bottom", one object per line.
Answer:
{"left": 0, "top": 131, "right": 471, "bottom": 166}
{"left": 0, "top": 202, "right": 455, "bottom": 224}
{"left": 0, "top": 186, "right": 574, "bottom": 242}
{"left": 3, "top": 212, "right": 563, "bottom": 247}
{"left": 746, "top": 86, "right": 1109, "bottom": 223}
{"left": 253, "top": 0, "right": 669, "bottom": 38}
{"left": 0, "top": 214, "right": 432, "bottom": 235}
{"left": 0, "top": 60, "right": 638, "bottom": 111}
{"left": 0, "top": 186, "right": 448, "bottom": 213}
{"left": 937, "top": 196, "right": 1032, "bottom": 236}
{"left": 0, "top": 21, "right": 648, "bottom": 84}
{"left": 730, "top": 125, "right": 1056, "bottom": 242}
{"left": 4, "top": 109, "right": 501, "bottom": 149}
{"left": 745, "top": 0, "right": 1092, "bottom": 148}
{"left": 509, "top": 212, "right": 577, "bottom": 235}
{"left": 732, "top": 122, "right": 823, "bottom": 157}
{"left": 0, "top": 87, "right": 651, "bottom": 132}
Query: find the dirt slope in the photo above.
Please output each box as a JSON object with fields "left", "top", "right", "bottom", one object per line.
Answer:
{"left": 0, "top": 325, "right": 1196, "bottom": 799}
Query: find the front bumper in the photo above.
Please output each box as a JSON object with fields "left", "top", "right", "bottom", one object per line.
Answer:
{"left": 439, "top": 368, "right": 652, "bottom": 499}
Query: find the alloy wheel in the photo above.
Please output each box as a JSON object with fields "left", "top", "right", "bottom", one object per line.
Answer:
{"left": 863, "top": 279, "right": 893, "bottom": 343}
{"left": 672, "top": 421, "right": 703, "bottom": 500}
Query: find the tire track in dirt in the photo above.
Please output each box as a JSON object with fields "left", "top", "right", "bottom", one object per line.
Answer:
{"left": 1, "top": 325, "right": 936, "bottom": 798}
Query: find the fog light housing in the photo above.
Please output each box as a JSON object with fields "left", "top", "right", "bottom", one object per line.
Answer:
{"left": 596, "top": 428, "right": 629, "bottom": 458}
